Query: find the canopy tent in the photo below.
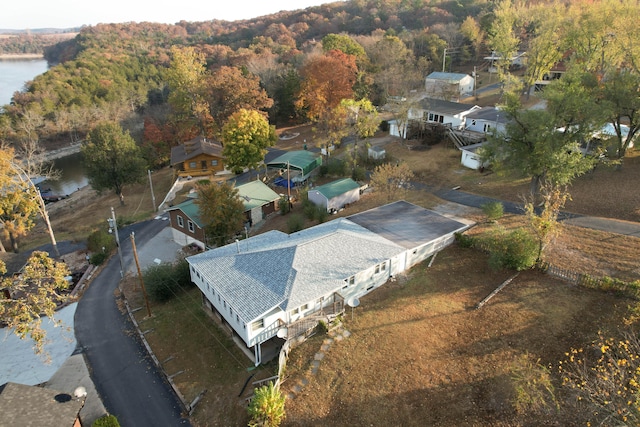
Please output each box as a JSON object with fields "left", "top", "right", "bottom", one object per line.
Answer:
{"left": 266, "top": 151, "right": 322, "bottom": 182}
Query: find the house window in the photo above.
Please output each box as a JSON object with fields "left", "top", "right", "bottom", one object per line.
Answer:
{"left": 189, "top": 161, "right": 197, "bottom": 169}
{"left": 251, "top": 319, "right": 264, "bottom": 331}
{"left": 381, "top": 262, "right": 387, "bottom": 271}
{"left": 187, "top": 220, "right": 195, "bottom": 233}
{"left": 439, "top": 115, "right": 444, "bottom": 123}
{"left": 211, "top": 160, "right": 218, "bottom": 166}
{"left": 471, "top": 119, "right": 477, "bottom": 126}
{"left": 428, "top": 113, "right": 434, "bottom": 121}
{"left": 484, "top": 123, "right": 492, "bottom": 132}
{"left": 177, "top": 215, "right": 184, "bottom": 228}
{"left": 301, "top": 304, "right": 308, "bottom": 311}
{"left": 375, "top": 264, "right": 380, "bottom": 274}
{"left": 348, "top": 276, "right": 355, "bottom": 285}
{"left": 290, "top": 307, "right": 299, "bottom": 316}
{"left": 236, "top": 314, "right": 239, "bottom": 322}
{"left": 223, "top": 301, "right": 226, "bottom": 308}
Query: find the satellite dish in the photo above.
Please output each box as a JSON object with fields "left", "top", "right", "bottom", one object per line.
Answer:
{"left": 276, "top": 328, "right": 288, "bottom": 339}
{"left": 347, "top": 297, "right": 360, "bottom": 308}
{"left": 74, "top": 386, "right": 87, "bottom": 399}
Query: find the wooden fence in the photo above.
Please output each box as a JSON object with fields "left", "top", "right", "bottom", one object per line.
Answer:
{"left": 540, "top": 262, "right": 640, "bottom": 300}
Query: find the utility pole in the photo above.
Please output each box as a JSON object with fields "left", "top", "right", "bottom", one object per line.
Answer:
{"left": 474, "top": 65, "right": 477, "bottom": 100}
{"left": 148, "top": 170, "right": 157, "bottom": 212}
{"left": 108, "top": 207, "right": 124, "bottom": 278}
{"left": 130, "top": 232, "right": 152, "bottom": 318}
{"left": 442, "top": 47, "right": 447, "bottom": 72}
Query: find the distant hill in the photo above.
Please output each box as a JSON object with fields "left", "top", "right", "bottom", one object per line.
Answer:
{"left": 0, "top": 28, "right": 80, "bottom": 35}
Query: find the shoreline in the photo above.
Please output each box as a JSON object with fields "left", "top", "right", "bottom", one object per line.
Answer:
{"left": 0, "top": 53, "right": 45, "bottom": 60}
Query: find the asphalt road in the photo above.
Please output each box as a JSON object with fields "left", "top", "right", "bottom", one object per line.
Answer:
{"left": 74, "top": 217, "right": 191, "bottom": 427}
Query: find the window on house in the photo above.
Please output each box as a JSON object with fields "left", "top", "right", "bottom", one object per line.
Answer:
{"left": 236, "top": 314, "right": 239, "bottom": 322}
{"left": 223, "top": 301, "right": 226, "bottom": 308}
{"left": 187, "top": 220, "right": 195, "bottom": 233}
{"left": 251, "top": 319, "right": 264, "bottom": 331}
{"left": 439, "top": 115, "right": 444, "bottom": 123}
{"left": 348, "top": 276, "right": 355, "bottom": 285}
{"left": 196, "top": 271, "right": 200, "bottom": 279}
{"left": 290, "top": 307, "right": 299, "bottom": 316}
{"left": 301, "top": 304, "right": 308, "bottom": 311}
{"left": 211, "top": 160, "right": 218, "bottom": 166}
{"left": 201, "top": 160, "right": 207, "bottom": 169}
{"left": 375, "top": 264, "right": 380, "bottom": 274}
{"left": 484, "top": 123, "right": 492, "bottom": 132}
{"left": 428, "top": 113, "right": 434, "bottom": 121}
{"left": 177, "top": 215, "right": 184, "bottom": 228}
{"left": 471, "top": 119, "right": 477, "bottom": 126}
{"left": 189, "top": 161, "right": 197, "bottom": 169}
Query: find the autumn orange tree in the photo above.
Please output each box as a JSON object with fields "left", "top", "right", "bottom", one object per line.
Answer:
{"left": 206, "top": 66, "right": 274, "bottom": 135}
{"left": 296, "top": 50, "right": 357, "bottom": 156}
{"left": 296, "top": 50, "right": 357, "bottom": 121}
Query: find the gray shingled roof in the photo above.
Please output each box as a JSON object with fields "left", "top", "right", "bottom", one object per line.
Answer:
{"left": 187, "top": 218, "right": 404, "bottom": 324}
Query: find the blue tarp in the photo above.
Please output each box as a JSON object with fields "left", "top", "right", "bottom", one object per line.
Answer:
{"left": 274, "top": 176, "right": 296, "bottom": 189}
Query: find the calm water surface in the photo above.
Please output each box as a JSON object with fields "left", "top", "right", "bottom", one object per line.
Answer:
{"left": 0, "top": 58, "right": 49, "bottom": 107}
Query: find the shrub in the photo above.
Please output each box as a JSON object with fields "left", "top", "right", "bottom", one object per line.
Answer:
{"left": 287, "top": 214, "right": 304, "bottom": 233}
{"left": 92, "top": 414, "right": 120, "bottom": 427}
{"left": 352, "top": 165, "right": 366, "bottom": 181}
{"left": 302, "top": 199, "right": 319, "bottom": 220}
{"left": 87, "top": 229, "right": 115, "bottom": 254}
{"left": 278, "top": 197, "right": 290, "bottom": 215}
{"left": 316, "top": 206, "right": 328, "bottom": 223}
{"left": 144, "top": 259, "right": 192, "bottom": 303}
{"left": 325, "top": 158, "right": 347, "bottom": 177}
{"left": 511, "top": 353, "right": 557, "bottom": 415}
{"left": 247, "top": 382, "right": 286, "bottom": 427}
{"left": 318, "top": 164, "right": 328, "bottom": 177}
{"left": 317, "top": 320, "right": 328, "bottom": 334}
{"left": 481, "top": 228, "right": 538, "bottom": 271}
{"left": 481, "top": 201, "right": 504, "bottom": 222}
{"left": 89, "top": 252, "right": 108, "bottom": 266}
{"left": 454, "top": 232, "right": 475, "bottom": 248}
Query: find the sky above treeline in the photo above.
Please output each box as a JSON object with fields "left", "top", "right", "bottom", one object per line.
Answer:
{"left": 2, "top": 0, "right": 337, "bottom": 30}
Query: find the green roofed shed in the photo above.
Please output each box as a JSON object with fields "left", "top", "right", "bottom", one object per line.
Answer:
{"left": 308, "top": 178, "right": 361, "bottom": 213}
{"left": 266, "top": 150, "right": 322, "bottom": 181}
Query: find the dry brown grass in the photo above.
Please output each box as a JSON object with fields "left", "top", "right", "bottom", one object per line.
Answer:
{"left": 21, "top": 168, "right": 176, "bottom": 250}
{"left": 282, "top": 246, "right": 631, "bottom": 426}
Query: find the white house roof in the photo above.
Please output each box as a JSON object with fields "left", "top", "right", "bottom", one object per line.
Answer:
{"left": 187, "top": 218, "right": 404, "bottom": 323}
{"left": 418, "top": 98, "right": 480, "bottom": 116}
{"left": 464, "top": 106, "right": 510, "bottom": 124}
{"left": 426, "top": 72, "right": 472, "bottom": 82}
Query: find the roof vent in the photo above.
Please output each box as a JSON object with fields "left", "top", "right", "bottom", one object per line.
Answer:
{"left": 54, "top": 393, "right": 72, "bottom": 403}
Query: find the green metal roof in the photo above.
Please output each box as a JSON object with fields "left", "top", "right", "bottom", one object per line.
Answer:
{"left": 266, "top": 151, "right": 322, "bottom": 176}
{"left": 236, "top": 180, "right": 281, "bottom": 211}
{"left": 312, "top": 178, "right": 360, "bottom": 200}
{"left": 168, "top": 198, "right": 203, "bottom": 227}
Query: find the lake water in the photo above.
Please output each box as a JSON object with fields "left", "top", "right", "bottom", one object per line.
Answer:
{"left": 0, "top": 59, "right": 88, "bottom": 195}
{"left": 0, "top": 58, "right": 49, "bottom": 107}
{"left": 41, "top": 152, "right": 88, "bottom": 197}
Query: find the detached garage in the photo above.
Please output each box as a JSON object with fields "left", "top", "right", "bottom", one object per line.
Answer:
{"left": 308, "top": 178, "right": 361, "bottom": 213}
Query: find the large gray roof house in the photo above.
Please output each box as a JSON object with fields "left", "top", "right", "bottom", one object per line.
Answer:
{"left": 186, "top": 201, "right": 470, "bottom": 364}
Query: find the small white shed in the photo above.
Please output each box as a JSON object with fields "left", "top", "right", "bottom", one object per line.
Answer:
{"left": 368, "top": 145, "right": 386, "bottom": 160}
{"left": 308, "top": 178, "right": 361, "bottom": 213}
{"left": 425, "top": 72, "right": 474, "bottom": 101}
{"left": 460, "top": 142, "right": 489, "bottom": 170}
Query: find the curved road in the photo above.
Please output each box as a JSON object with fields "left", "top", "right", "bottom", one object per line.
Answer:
{"left": 75, "top": 218, "right": 191, "bottom": 427}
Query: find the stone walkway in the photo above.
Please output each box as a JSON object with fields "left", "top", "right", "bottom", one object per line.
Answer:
{"left": 286, "top": 325, "right": 351, "bottom": 400}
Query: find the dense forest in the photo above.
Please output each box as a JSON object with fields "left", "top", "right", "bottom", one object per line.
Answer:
{"left": 1, "top": 0, "right": 638, "bottom": 170}
{"left": 0, "top": 0, "right": 495, "bottom": 160}
{"left": 0, "top": 32, "right": 77, "bottom": 55}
